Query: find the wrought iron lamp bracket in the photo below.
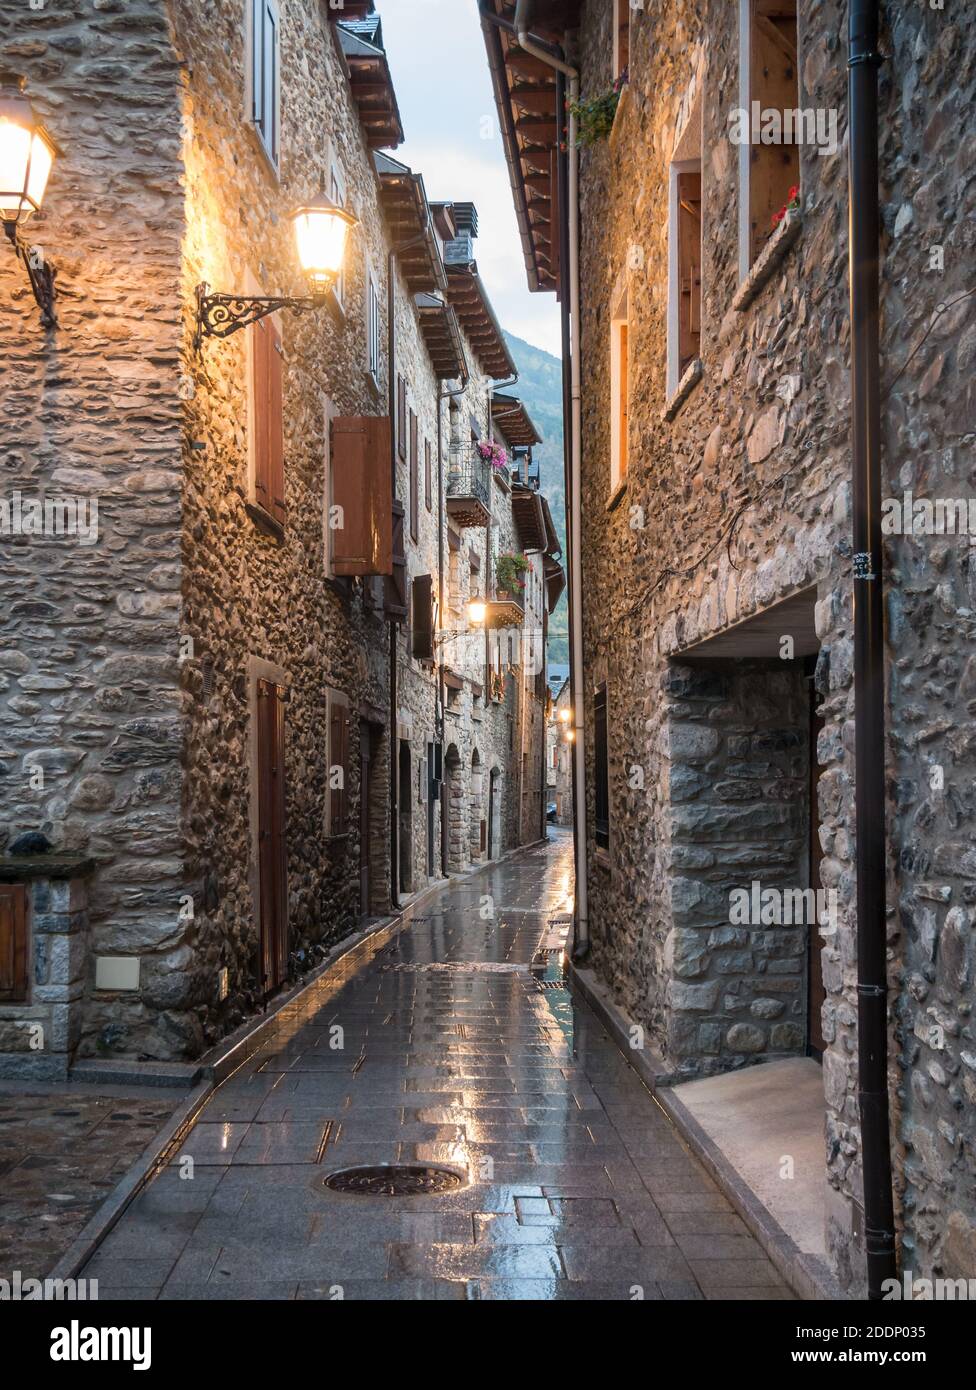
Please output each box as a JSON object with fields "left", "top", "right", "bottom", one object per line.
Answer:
{"left": 193, "top": 282, "right": 325, "bottom": 349}
{"left": 3, "top": 221, "right": 56, "bottom": 328}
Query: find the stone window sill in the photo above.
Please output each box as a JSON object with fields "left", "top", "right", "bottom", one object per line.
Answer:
{"left": 606, "top": 476, "right": 628, "bottom": 513}
{"left": 245, "top": 501, "right": 285, "bottom": 544}
{"left": 663, "top": 358, "right": 703, "bottom": 422}
{"left": 609, "top": 82, "right": 631, "bottom": 154}
{"left": 732, "top": 208, "right": 803, "bottom": 312}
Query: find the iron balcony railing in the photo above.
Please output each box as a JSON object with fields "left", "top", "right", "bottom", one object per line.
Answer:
{"left": 446, "top": 445, "right": 492, "bottom": 511}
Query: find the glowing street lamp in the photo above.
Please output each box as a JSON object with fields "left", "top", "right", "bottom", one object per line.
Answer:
{"left": 467, "top": 598, "right": 487, "bottom": 627}
{"left": 194, "top": 190, "right": 358, "bottom": 346}
{"left": 0, "top": 74, "right": 58, "bottom": 326}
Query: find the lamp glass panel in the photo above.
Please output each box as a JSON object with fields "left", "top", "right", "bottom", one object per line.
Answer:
{"left": 0, "top": 119, "right": 52, "bottom": 220}
{"left": 293, "top": 207, "right": 351, "bottom": 285}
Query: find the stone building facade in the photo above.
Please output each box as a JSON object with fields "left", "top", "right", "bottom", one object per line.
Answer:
{"left": 547, "top": 676, "right": 573, "bottom": 826}
{"left": 483, "top": 0, "right": 976, "bottom": 1295}
{"left": 0, "top": 1, "right": 560, "bottom": 1074}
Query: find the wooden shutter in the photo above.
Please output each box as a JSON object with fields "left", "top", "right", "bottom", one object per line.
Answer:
{"left": 750, "top": 5, "right": 799, "bottom": 262}
{"left": 329, "top": 697, "right": 349, "bottom": 836}
{"left": 424, "top": 439, "right": 432, "bottom": 511}
{"left": 409, "top": 410, "right": 419, "bottom": 542}
{"left": 0, "top": 884, "right": 28, "bottom": 1002}
{"left": 677, "top": 169, "right": 702, "bottom": 375}
{"left": 256, "top": 679, "right": 288, "bottom": 991}
{"left": 397, "top": 376, "right": 407, "bottom": 459}
{"left": 252, "top": 317, "right": 285, "bottom": 527}
{"left": 412, "top": 573, "right": 435, "bottom": 660}
{"left": 615, "top": 0, "right": 629, "bottom": 74}
{"left": 384, "top": 500, "right": 408, "bottom": 619}
{"left": 330, "top": 416, "right": 393, "bottom": 575}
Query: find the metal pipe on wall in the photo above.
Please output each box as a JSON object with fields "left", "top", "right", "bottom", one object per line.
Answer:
{"left": 848, "top": 0, "right": 897, "bottom": 1299}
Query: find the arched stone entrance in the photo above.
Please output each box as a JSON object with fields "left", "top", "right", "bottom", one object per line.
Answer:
{"left": 443, "top": 743, "right": 465, "bottom": 875}
{"left": 469, "top": 748, "right": 483, "bottom": 860}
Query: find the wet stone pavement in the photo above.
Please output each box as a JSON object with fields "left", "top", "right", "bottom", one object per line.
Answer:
{"left": 82, "top": 831, "right": 794, "bottom": 1301}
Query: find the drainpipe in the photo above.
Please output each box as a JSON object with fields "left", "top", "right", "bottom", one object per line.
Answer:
{"left": 513, "top": 0, "right": 588, "bottom": 955}
{"left": 848, "top": 0, "right": 896, "bottom": 1299}
{"left": 438, "top": 365, "right": 471, "bottom": 878}
{"left": 387, "top": 246, "right": 400, "bottom": 911}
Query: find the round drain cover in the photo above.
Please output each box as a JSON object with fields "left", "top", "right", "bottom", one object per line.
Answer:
{"left": 323, "top": 1164, "right": 464, "bottom": 1196}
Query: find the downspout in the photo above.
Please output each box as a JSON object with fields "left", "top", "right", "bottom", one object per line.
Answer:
{"left": 513, "top": 0, "right": 588, "bottom": 955}
{"left": 387, "top": 246, "right": 400, "bottom": 911}
{"left": 438, "top": 363, "right": 471, "bottom": 878}
{"left": 848, "top": 0, "right": 897, "bottom": 1299}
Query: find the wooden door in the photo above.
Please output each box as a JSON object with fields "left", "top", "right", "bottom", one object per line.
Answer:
{"left": 808, "top": 684, "right": 827, "bottom": 1057}
{"left": 257, "top": 678, "right": 288, "bottom": 994}
{"left": 0, "top": 884, "right": 28, "bottom": 1002}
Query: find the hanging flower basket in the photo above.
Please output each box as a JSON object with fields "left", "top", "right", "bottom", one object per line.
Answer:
{"left": 476, "top": 440, "right": 509, "bottom": 473}
{"left": 569, "top": 69, "right": 627, "bottom": 146}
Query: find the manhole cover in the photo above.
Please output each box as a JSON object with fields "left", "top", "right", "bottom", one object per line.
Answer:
{"left": 323, "top": 1164, "right": 465, "bottom": 1196}
{"left": 535, "top": 978, "right": 567, "bottom": 991}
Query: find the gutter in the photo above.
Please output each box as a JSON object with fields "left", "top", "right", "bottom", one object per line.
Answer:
{"left": 512, "top": 0, "right": 589, "bottom": 957}
{"left": 848, "top": 0, "right": 897, "bottom": 1299}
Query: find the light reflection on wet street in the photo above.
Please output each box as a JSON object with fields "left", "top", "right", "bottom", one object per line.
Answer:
{"left": 81, "top": 831, "right": 793, "bottom": 1300}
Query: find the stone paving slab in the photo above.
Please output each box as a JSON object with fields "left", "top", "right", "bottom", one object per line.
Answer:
{"left": 75, "top": 832, "right": 795, "bottom": 1302}
{"left": 0, "top": 1082, "right": 181, "bottom": 1281}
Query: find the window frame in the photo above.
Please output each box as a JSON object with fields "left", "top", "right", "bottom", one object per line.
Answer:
{"left": 329, "top": 161, "right": 346, "bottom": 309}
{"left": 593, "top": 682, "right": 610, "bottom": 852}
{"left": 613, "top": 0, "right": 630, "bottom": 81}
{"left": 248, "top": 0, "right": 281, "bottom": 172}
{"left": 609, "top": 287, "right": 630, "bottom": 494}
{"left": 738, "top": 0, "right": 801, "bottom": 280}
{"left": 667, "top": 158, "right": 703, "bottom": 398}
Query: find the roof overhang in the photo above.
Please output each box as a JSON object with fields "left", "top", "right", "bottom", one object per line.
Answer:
{"left": 374, "top": 152, "right": 446, "bottom": 292}
{"left": 335, "top": 22, "right": 404, "bottom": 149}
{"left": 445, "top": 261, "right": 517, "bottom": 380}
{"left": 543, "top": 554, "right": 566, "bottom": 612}
{"left": 675, "top": 587, "right": 820, "bottom": 660}
{"left": 491, "top": 392, "right": 542, "bottom": 447}
{"left": 511, "top": 484, "right": 548, "bottom": 552}
{"left": 479, "top": 1, "right": 583, "bottom": 294}
{"left": 415, "top": 293, "right": 467, "bottom": 381}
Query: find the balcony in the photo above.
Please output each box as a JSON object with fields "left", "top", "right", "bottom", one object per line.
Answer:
{"left": 446, "top": 447, "right": 491, "bottom": 528}
{"left": 484, "top": 587, "right": 524, "bottom": 630}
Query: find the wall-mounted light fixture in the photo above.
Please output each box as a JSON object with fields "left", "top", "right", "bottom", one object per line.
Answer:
{"left": 194, "top": 192, "right": 357, "bottom": 348}
{"left": 0, "top": 74, "right": 58, "bottom": 328}
{"left": 434, "top": 598, "right": 487, "bottom": 647}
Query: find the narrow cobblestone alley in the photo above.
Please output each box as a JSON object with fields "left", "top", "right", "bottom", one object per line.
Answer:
{"left": 81, "top": 833, "right": 793, "bottom": 1302}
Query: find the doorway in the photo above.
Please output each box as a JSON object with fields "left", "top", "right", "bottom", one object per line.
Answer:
{"left": 359, "top": 720, "right": 382, "bottom": 919}
{"left": 488, "top": 767, "right": 501, "bottom": 860}
{"left": 256, "top": 677, "right": 288, "bottom": 995}
{"left": 398, "top": 741, "right": 412, "bottom": 894}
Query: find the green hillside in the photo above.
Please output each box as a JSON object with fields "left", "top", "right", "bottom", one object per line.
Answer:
{"left": 503, "top": 332, "right": 569, "bottom": 664}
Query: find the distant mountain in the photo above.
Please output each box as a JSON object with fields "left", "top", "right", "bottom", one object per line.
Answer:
{"left": 503, "top": 332, "right": 568, "bottom": 664}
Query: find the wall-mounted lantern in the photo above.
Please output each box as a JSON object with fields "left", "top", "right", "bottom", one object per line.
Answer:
{"left": 0, "top": 74, "right": 58, "bottom": 327}
{"left": 194, "top": 192, "right": 357, "bottom": 348}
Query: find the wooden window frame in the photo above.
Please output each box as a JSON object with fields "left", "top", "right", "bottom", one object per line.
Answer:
{"left": 609, "top": 288, "right": 629, "bottom": 494}
{"left": 248, "top": 307, "right": 286, "bottom": 533}
{"left": 409, "top": 409, "right": 419, "bottom": 543}
{"left": 738, "top": 0, "right": 801, "bottom": 278}
{"left": 0, "top": 883, "right": 29, "bottom": 1003}
{"left": 613, "top": 0, "right": 630, "bottom": 80}
{"left": 248, "top": 0, "right": 280, "bottom": 171}
{"left": 667, "top": 159, "right": 703, "bottom": 397}
{"left": 367, "top": 269, "right": 381, "bottom": 383}
{"left": 424, "top": 438, "right": 433, "bottom": 512}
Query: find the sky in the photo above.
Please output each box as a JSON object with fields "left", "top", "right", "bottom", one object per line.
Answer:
{"left": 377, "top": 0, "right": 562, "bottom": 357}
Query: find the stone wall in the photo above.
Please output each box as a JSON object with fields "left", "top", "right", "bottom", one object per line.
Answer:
{"left": 573, "top": 0, "right": 976, "bottom": 1292}
{"left": 0, "top": 0, "right": 186, "bottom": 1062}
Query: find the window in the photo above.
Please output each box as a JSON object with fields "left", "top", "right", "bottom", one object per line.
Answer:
{"left": 250, "top": 314, "right": 285, "bottom": 529}
{"left": 328, "top": 691, "right": 350, "bottom": 837}
{"left": 609, "top": 289, "right": 629, "bottom": 492}
{"left": 367, "top": 271, "right": 381, "bottom": 382}
{"left": 329, "top": 416, "right": 394, "bottom": 575}
{"left": 424, "top": 438, "right": 433, "bottom": 511}
{"left": 0, "top": 884, "right": 28, "bottom": 1002}
{"left": 740, "top": 0, "right": 800, "bottom": 273}
{"left": 409, "top": 409, "right": 419, "bottom": 542}
{"left": 330, "top": 163, "right": 346, "bottom": 307}
{"left": 613, "top": 0, "right": 630, "bottom": 80}
{"left": 593, "top": 683, "right": 609, "bottom": 851}
{"left": 668, "top": 162, "right": 702, "bottom": 394}
{"left": 411, "top": 573, "right": 435, "bottom": 660}
{"left": 397, "top": 375, "right": 407, "bottom": 460}
{"left": 250, "top": 0, "right": 280, "bottom": 168}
